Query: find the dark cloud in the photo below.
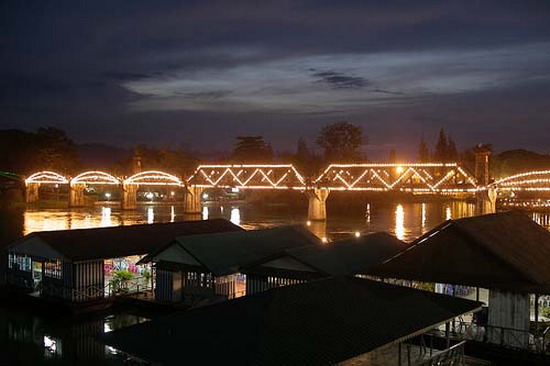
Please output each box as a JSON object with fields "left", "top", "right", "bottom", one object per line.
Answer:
{"left": 178, "top": 91, "right": 232, "bottom": 99}
{"left": 1, "top": 0, "right": 550, "bottom": 156}
{"left": 312, "top": 70, "right": 369, "bottom": 89}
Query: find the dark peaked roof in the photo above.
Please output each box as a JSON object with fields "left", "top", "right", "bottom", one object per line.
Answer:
{"left": 102, "top": 277, "right": 482, "bottom": 366}
{"left": 369, "top": 210, "right": 550, "bottom": 293}
{"left": 285, "top": 232, "right": 406, "bottom": 276}
{"left": 9, "top": 219, "right": 244, "bottom": 261}
{"left": 143, "top": 225, "right": 321, "bottom": 276}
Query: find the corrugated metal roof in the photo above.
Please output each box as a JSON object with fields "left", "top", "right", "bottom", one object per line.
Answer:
{"left": 8, "top": 219, "right": 244, "bottom": 261}
{"left": 369, "top": 210, "right": 550, "bottom": 293}
{"left": 151, "top": 225, "right": 321, "bottom": 276}
{"left": 101, "top": 276, "right": 482, "bottom": 365}
{"left": 285, "top": 232, "right": 406, "bottom": 276}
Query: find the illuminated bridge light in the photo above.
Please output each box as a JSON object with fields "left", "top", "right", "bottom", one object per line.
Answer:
{"left": 124, "top": 171, "right": 182, "bottom": 186}
{"left": 71, "top": 171, "right": 121, "bottom": 185}
{"left": 25, "top": 171, "right": 69, "bottom": 185}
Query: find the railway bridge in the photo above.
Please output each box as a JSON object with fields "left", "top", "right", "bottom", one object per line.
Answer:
{"left": 22, "top": 153, "right": 550, "bottom": 221}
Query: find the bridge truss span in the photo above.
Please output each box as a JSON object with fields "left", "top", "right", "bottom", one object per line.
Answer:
{"left": 314, "top": 163, "right": 477, "bottom": 193}
{"left": 187, "top": 164, "right": 307, "bottom": 190}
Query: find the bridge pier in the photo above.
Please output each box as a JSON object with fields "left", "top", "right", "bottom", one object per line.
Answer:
{"left": 121, "top": 183, "right": 138, "bottom": 210}
{"left": 184, "top": 186, "right": 204, "bottom": 214}
{"left": 475, "top": 188, "right": 497, "bottom": 215}
{"left": 307, "top": 188, "right": 330, "bottom": 221}
{"left": 25, "top": 182, "right": 40, "bottom": 203}
{"left": 69, "top": 182, "right": 86, "bottom": 207}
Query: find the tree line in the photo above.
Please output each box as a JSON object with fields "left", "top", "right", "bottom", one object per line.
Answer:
{"left": 1, "top": 124, "right": 549, "bottom": 178}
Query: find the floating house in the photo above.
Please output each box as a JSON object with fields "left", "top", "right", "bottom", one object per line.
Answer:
{"left": 243, "top": 231, "right": 406, "bottom": 294}
{"left": 102, "top": 276, "right": 482, "bottom": 365}
{"left": 5, "top": 219, "right": 243, "bottom": 302}
{"left": 367, "top": 210, "right": 550, "bottom": 350}
{"left": 138, "top": 225, "right": 321, "bottom": 302}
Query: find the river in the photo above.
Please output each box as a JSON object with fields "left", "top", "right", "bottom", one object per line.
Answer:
{"left": 1, "top": 201, "right": 550, "bottom": 365}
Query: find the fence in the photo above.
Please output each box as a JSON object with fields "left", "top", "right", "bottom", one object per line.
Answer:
{"left": 448, "top": 320, "right": 550, "bottom": 354}
{"left": 417, "top": 341, "right": 465, "bottom": 366}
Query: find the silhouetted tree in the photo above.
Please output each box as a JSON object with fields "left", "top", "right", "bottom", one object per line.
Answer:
{"left": 317, "top": 122, "right": 365, "bottom": 162}
{"left": 232, "top": 136, "right": 273, "bottom": 162}
{"left": 417, "top": 137, "right": 430, "bottom": 162}
{"left": 388, "top": 149, "right": 397, "bottom": 163}
{"left": 433, "top": 128, "right": 448, "bottom": 162}
{"left": 447, "top": 136, "right": 459, "bottom": 161}
{"left": 35, "top": 127, "right": 79, "bottom": 174}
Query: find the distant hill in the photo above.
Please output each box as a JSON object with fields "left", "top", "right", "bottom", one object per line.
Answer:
{"left": 78, "top": 143, "right": 131, "bottom": 170}
{"left": 492, "top": 149, "right": 550, "bottom": 179}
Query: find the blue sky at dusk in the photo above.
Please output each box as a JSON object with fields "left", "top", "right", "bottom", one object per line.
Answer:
{"left": 1, "top": 1, "right": 550, "bottom": 159}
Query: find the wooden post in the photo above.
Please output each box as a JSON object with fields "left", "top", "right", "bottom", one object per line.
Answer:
{"left": 445, "top": 322, "right": 451, "bottom": 348}
{"left": 535, "top": 293, "right": 540, "bottom": 342}
{"left": 398, "top": 342, "right": 402, "bottom": 366}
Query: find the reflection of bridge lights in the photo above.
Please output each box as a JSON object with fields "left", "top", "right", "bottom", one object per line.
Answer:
{"left": 170, "top": 206, "right": 176, "bottom": 222}
{"left": 147, "top": 207, "right": 154, "bottom": 224}
{"left": 101, "top": 207, "right": 112, "bottom": 227}
{"left": 230, "top": 208, "right": 241, "bottom": 226}
{"left": 445, "top": 206, "right": 452, "bottom": 220}
{"left": 421, "top": 203, "right": 427, "bottom": 230}
{"left": 395, "top": 204, "right": 405, "bottom": 241}
{"left": 354, "top": 231, "right": 361, "bottom": 238}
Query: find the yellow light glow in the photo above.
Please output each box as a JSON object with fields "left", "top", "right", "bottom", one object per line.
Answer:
{"left": 354, "top": 231, "right": 361, "bottom": 238}
{"left": 395, "top": 204, "right": 405, "bottom": 241}
{"left": 395, "top": 166, "right": 404, "bottom": 174}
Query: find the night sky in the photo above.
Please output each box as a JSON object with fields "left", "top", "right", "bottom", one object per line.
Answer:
{"left": 2, "top": 1, "right": 550, "bottom": 159}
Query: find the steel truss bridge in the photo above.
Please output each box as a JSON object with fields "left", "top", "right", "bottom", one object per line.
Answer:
{"left": 23, "top": 164, "right": 550, "bottom": 194}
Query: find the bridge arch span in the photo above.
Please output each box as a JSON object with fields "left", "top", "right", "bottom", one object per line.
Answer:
{"left": 492, "top": 170, "right": 550, "bottom": 191}
{"left": 124, "top": 170, "right": 182, "bottom": 186}
{"left": 25, "top": 171, "right": 69, "bottom": 185}
{"left": 71, "top": 171, "right": 121, "bottom": 185}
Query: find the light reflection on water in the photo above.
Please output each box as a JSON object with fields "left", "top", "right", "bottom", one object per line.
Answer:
{"left": 17, "top": 200, "right": 549, "bottom": 243}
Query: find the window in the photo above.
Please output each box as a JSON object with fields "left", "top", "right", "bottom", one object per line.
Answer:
{"left": 44, "top": 259, "right": 62, "bottom": 279}
{"left": 8, "top": 253, "right": 31, "bottom": 272}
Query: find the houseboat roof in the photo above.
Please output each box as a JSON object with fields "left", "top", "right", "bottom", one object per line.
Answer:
{"left": 368, "top": 210, "right": 550, "bottom": 293}
{"left": 139, "top": 225, "right": 321, "bottom": 276}
{"left": 7, "top": 219, "right": 244, "bottom": 262}
{"left": 102, "top": 276, "right": 482, "bottom": 365}
{"left": 285, "top": 232, "right": 407, "bottom": 276}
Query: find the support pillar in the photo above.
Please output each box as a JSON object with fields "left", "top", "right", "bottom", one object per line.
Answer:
{"left": 25, "top": 182, "right": 40, "bottom": 203}
{"left": 475, "top": 187, "right": 497, "bottom": 215}
{"left": 474, "top": 145, "right": 496, "bottom": 215}
{"left": 184, "top": 186, "right": 204, "bottom": 214}
{"left": 69, "top": 182, "right": 86, "bottom": 207}
{"left": 307, "top": 220, "right": 327, "bottom": 242}
{"left": 121, "top": 183, "right": 138, "bottom": 210}
{"left": 306, "top": 188, "right": 330, "bottom": 221}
